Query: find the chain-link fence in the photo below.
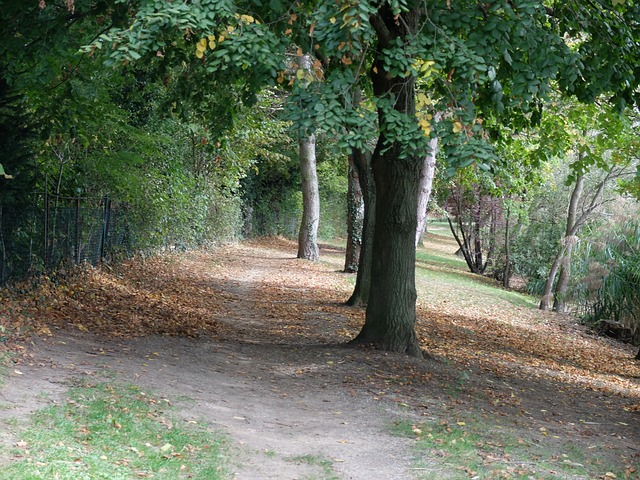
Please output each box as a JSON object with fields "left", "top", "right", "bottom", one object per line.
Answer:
{"left": 0, "top": 193, "right": 133, "bottom": 286}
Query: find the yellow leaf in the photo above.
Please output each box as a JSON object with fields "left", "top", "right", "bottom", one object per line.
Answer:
{"left": 421, "top": 60, "right": 435, "bottom": 72}
{"left": 453, "top": 121, "right": 463, "bottom": 133}
{"left": 198, "top": 38, "right": 207, "bottom": 50}
{"left": 329, "top": 17, "right": 337, "bottom": 24}
{"left": 296, "top": 69, "right": 306, "bottom": 80}
{"left": 239, "top": 14, "right": 255, "bottom": 23}
{"left": 457, "top": 421, "right": 466, "bottom": 426}
{"left": 195, "top": 50, "right": 204, "bottom": 59}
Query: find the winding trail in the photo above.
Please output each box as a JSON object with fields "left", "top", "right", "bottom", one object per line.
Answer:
{"left": 1, "top": 242, "right": 421, "bottom": 479}
{"left": 2, "top": 238, "right": 639, "bottom": 479}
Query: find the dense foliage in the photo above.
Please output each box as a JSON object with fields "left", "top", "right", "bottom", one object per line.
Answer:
{"left": 573, "top": 217, "right": 640, "bottom": 344}
{"left": 2, "top": 0, "right": 640, "bottom": 353}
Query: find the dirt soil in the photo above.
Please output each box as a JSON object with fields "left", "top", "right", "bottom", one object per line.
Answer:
{"left": 1, "top": 238, "right": 639, "bottom": 479}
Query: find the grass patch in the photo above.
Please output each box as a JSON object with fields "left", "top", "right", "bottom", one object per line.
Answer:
{"left": 0, "top": 352, "right": 9, "bottom": 387}
{"left": 0, "top": 381, "right": 228, "bottom": 480}
{"left": 416, "top": 250, "right": 467, "bottom": 270}
{"left": 415, "top": 261, "right": 537, "bottom": 310}
{"left": 287, "top": 453, "right": 338, "bottom": 480}
{"left": 391, "top": 417, "right": 630, "bottom": 480}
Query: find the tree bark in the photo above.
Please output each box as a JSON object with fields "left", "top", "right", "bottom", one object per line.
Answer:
{"left": 540, "top": 174, "right": 584, "bottom": 310}
{"left": 539, "top": 242, "right": 567, "bottom": 310}
{"left": 448, "top": 216, "right": 477, "bottom": 273}
{"left": 415, "top": 116, "right": 440, "bottom": 247}
{"left": 346, "top": 147, "right": 374, "bottom": 306}
{"left": 503, "top": 201, "right": 511, "bottom": 289}
{"left": 553, "top": 239, "right": 575, "bottom": 313}
{"left": 344, "top": 152, "right": 364, "bottom": 273}
{"left": 351, "top": 8, "right": 422, "bottom": 357}
{"left": 472, "top": 192, "right": 484, "bottom": 272}
{"left": 297, "top": 133, "right": 320, "bottom": 260}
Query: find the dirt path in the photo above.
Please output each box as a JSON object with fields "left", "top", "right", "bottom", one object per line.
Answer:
{"left": 1, "top": 239, "right": 639, "bottom": 479}
{"left": 1, "top": 242, "right": 423, "bottom": 479}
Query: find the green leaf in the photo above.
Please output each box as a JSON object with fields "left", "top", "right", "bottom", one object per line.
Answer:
{"left": 0, "top": 163, "right": 13, "bottom": 179}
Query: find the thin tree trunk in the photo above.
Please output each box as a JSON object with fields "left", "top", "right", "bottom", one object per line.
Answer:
{"left": 553, "top": 239, "right": 575, "bottom": 312}
{"left": 503, "top": 201, "right": 511, "bottom": 289}
{"left": 346, "top": 148, "right": 374, "bottom": 306}
{"left": 485, "top": 198, "right": 499, "bottom": 273}
{"left": 553, "top": 165, "right": 622, "bottom": 311}
{"left": 415, "top": 115, "right": 440, "bottom": 247}
{"left": 448, "top": 216, "right": 476, "bottom": 273}
{"left": 472, "top": 190, "right": 483, "bottom": 272}
{"left": 297, "top": 133, "right": 320, "bottom": 260}
{"left": 540, "top": 173, "right": 584, "bottom": 310}
{"left": 344, "top": 152, "right": 364, "bottom": 272}
{"left": 540, "top": 243, "right": 567, "bottom": 310}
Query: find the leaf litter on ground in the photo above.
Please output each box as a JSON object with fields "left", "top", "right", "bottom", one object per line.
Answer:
{"left": 1, "top": 235, "right": 639, "bottom": 477}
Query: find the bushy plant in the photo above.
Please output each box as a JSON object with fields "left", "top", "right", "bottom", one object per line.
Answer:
{"left": 573, "top": 220, "right": 640, "bottom": 344}
{"left": 511, "top": 219, "right": 566, "bottom": 295}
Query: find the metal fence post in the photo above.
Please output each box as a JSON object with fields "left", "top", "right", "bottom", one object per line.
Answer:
{"left": 0, "top": 205, "right": 5, "bottom": 284}
{"left": 100, "top": 194, "right": 111, "bottom": 261}
{"left": 43, "top": 175, "right": 49, "bottom": 271}
{"left": 75, "top": 197, "right": 81, "bottom": 264}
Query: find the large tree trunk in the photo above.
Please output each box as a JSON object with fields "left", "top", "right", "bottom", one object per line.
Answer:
{"left": 415, "top": 118, "right": 439, "bottom": 247}
{"left": 351, "top": 8, "right": 422, "bottom": 357}
{"left": 346, "top": 148, "right": 374, "bottom": 306}
{"left": 344, "top": 152, "right": 364, "bottom": 273}
{"left": 297, "top": 133, "right": 320, "bottom": 260}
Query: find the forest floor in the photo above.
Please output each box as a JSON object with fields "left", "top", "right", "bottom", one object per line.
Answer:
{"left": 1, "top": 233, "right": 639, "bottom": 479}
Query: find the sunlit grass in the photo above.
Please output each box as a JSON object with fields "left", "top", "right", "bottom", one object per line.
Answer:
{"left": 391, "top": 416, "right": 628, "bottom": 480}
{"left": 416, "top": 227, "right": 538, "bottom": 310}
{"left": 0, "top": 381, "right": 229, "bottom": 480}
